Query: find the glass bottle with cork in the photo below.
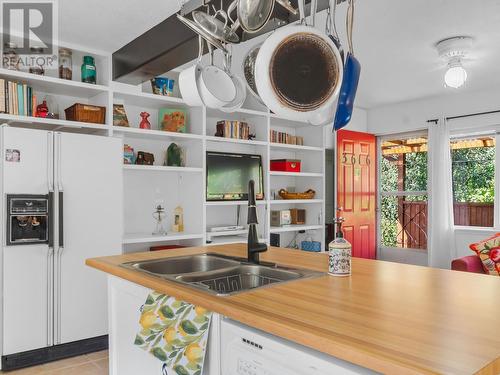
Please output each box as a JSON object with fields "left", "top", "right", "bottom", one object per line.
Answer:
{"left": 328, "top": 217, "right": 352, "bottom": 276}
{"left": 59, "top": 48, "right": 73, "bottom": 80}
{"left": 81, "top": 55, "right": 96, "bottom": 84}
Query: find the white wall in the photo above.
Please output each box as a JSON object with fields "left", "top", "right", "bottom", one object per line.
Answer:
{"left": 324, "top": 107, "right": 368, "bottom": 149}
{"left": 367, "top": 87, "right": 500, "bottom": 267}
{"left": 367, "top": 86, "right": 500, "bottom": 135}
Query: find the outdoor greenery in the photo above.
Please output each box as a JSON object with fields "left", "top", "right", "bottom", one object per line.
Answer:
{"left": 451, "top": 146, "right": 495, "bottom": 203}
{"left": 380, "top": 144, "right": 495, "bottom": 248}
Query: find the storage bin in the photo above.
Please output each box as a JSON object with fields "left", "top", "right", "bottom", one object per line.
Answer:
{"left": 65, "top": 103, "right": 106, "bottom": 124}
{"left": 270, "top": 159, "right": 301, "bottom": 172}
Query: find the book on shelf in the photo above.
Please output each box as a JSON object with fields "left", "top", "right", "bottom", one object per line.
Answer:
{"left": 0, "top": 79, "right": 36, "bottom": 117}
{"left": 270, "top": 129, "right": 304, "bottom": 146}
{"left": 215, "top": 120, "right": 250, "bottom": 140}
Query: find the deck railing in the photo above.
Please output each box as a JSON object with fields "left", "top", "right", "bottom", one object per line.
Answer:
{"left": 327, "top": 201, "right": 494, "bottom": 250}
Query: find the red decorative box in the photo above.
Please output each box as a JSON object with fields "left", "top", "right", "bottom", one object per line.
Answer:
{"left": 270, "top": 159, "right": 301, "bottom": 172}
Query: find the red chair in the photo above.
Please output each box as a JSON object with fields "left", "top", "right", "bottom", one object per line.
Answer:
{"left": 451, "top": 255, "right": 485, "bottom": 274}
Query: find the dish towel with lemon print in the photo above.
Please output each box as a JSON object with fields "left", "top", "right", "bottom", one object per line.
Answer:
{"left": 135, "top": 291, "right": 212, "bottom": 375}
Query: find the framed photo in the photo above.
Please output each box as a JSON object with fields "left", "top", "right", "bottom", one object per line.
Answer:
{"left": 159, "top": 108, "right": 187, "bottom": 133}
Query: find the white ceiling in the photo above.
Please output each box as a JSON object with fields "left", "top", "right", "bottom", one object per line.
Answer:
{"left": 59, "top": 0, "right": 500, "bottom": 109}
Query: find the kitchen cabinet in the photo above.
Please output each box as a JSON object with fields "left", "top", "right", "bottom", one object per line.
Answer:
{"left": 107, "top": 276, "right": 372, "bottom": 375}
{"left": 107, "top": 276, "right": 221, "bottom": 375}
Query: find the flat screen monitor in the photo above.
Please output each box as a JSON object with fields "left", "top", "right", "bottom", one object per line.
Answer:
{"left": 206, "top": 151, "right": 264, "bottom": 201}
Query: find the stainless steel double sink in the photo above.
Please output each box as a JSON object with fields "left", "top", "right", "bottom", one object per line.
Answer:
{"left": 122, "top": 253, "right": 323, "bottom": 296}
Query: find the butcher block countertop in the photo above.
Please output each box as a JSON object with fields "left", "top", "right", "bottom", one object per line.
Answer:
{"left": 86, "top": 244, "right": 500, "bottom": 375}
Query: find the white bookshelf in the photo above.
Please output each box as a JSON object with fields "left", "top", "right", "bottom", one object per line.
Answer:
{"left": 123, "top": 232, "right": 204, "bottom": 245}
{"left": 270, "top": 224, "right": 324, "bottom": 233}
{"left": 270, "top": 199, "right": 323, "bottom": 205}
{"left": 0, "top": 55, "right": 327, "bottom": 252}
{"left": 269, "top": 171, "right": 324, "bottom": 177}
{"left": 123, "top": 165, "right": 203, "bottom": 173}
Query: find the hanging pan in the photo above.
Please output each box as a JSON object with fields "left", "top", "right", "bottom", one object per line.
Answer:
{"left": 333, "top": 0, "right": 361, "bottom": 130}
{"left": 254, "top": 0, "right": 343, "bottom": 123}
{"left": 228, "top": 0, "right": 297, "bottom": 34}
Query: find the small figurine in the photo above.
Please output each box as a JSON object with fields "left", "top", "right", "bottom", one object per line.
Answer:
{"left": 36, "top": 100, "right": 49, "bottom": 118}
{"left": 139, "top": 111, "right": 151, "bottom": 130}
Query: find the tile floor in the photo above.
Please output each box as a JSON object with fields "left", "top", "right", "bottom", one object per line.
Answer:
{"left": 0, "top": 350, "right": 108, "bottom": 374}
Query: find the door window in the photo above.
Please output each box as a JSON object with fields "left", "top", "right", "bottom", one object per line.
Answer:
{"left": 379, "top": 134, "right": 428, "bottom": 250}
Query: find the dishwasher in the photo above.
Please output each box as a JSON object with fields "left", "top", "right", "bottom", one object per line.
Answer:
{"left": 220, "top": 319, "right": 377, "bottom": 375}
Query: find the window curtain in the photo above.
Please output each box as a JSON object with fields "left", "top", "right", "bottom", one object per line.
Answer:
{"left": 427, "top": 119, "right": 455, "bottom": 268}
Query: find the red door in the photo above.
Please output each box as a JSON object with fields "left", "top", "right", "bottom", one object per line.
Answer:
{"left": 337, "top": 130, "right": 377, "bottom": 259}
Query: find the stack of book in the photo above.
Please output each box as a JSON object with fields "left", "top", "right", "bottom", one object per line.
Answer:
{"left": 0, "top": 78, "right": 37, "bottom": 116}
{"left": 215, "top": 120, "right": 250, "bottom": 140}
{"left": 270, "top": 130, "right": 304, "bottom": 145}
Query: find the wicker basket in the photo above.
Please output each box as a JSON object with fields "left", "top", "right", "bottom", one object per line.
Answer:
{"left": 278, "top": 189, "right": 316, "bottom": 200}
{"left": 65, "top": 103, "right": 106, "bottom": 124}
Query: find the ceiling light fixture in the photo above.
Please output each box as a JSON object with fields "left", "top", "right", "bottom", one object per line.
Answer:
{"left": 436, "top": 36, "right": 473, "bottom": 89}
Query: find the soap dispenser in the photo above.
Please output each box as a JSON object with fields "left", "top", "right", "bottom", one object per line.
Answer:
{"left": 328, "top": 217, "right": 352, "bottom": 276}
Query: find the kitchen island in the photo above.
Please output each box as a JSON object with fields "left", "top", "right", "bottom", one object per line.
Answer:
{"left": 86, "top": 244, "right": 500, "bottom": 375}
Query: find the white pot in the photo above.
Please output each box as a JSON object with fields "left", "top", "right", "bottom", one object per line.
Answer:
{"left": 197, "top": 65, "right": 236, "bottom": 109}
{"left": 179, "top": 62, "right": 204, "bottom": 107}
{"left": 254, "top": 24, "right": 343, "bottom": 124}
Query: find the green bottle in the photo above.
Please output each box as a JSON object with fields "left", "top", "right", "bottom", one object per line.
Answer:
{"left": 81, "top": 55, "right": 96, "bottom": 84}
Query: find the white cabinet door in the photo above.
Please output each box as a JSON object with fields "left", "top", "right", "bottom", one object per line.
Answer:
{"left": 55, "top": 132, "right": 122, "bottom": 344}
{"left": 3, "top": 245, "right": 50, "bottom": 355}
{"left": 108, "top": 277, "right": 220, "bottom": 375}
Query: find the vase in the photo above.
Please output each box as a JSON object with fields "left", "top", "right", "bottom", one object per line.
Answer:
{"left": 139, "top": 112, "right": 151, "bottom": 129}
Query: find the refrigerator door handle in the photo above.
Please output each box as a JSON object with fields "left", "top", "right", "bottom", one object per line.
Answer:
{"left": 56, "top": 132, "right": 63, "bottom": 191}
{"left": 47, "top": 247, "right": 54, "bottom": 346}
{"left": 47, "top": 132, "right": 54, "bottom": 191}
{"left": 58, "top": 191, "right": 64, "bottom": 248}
{"left": 48, "top": 191, "right": 54, "bottom": 248}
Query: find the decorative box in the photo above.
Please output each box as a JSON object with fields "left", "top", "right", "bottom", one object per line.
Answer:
{"left": 135, "top": 151, "right": 154, "bottom": 165}
{"left": 271, "top": 210, "right": 291, "bottom": 226}
{"left": 301, "top": 240, "right": 321, "bottom": 252}
{"left": 270, "top": 159, "right": 301, "bottom": 173}
{"left": 290, "top": 209, "right": 306, "bottom": 225}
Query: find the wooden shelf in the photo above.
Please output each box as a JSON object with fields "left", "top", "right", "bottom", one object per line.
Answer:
{"left": 123, "top": 232, "right": 204, "bottom": 244}
{"left": 269, "top": 171, "right": 323, "bottom": 177}
{"left": 270, "top": 199, "right": 323, "bottom": 205}
{"left": 205, "top": 136, "right": 268, "bottom": 146}
{"left": 123, "top": 164, "right": 202, "bottom": 173}
{"left": 113, "top": 126, "right": 203, "bottom": 140}
{"left": 0, "top": 113, "right": 108, "bottom": 132}
{"left": 0, "top": 68, "right": 108, "bottom": 98}
{"left": 270, "top": 224, "right": 323, "bottom": 233}
{"left": 270, "top": 143, "right": 323, "bottom": 152}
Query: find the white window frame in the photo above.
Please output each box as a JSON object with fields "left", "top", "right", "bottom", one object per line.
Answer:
{"left": 377, "top": 131, "right": 429, "bottom": 253}
{"left": 449, "top": 131, "right": 500, "bottom": 231}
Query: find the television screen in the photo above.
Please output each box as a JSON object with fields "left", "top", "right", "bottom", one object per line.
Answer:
{"left": 206, "top": 152, "right": 264, "bottom": 201}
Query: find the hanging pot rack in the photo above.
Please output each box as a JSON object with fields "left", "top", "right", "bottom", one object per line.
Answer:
{"left": 113, "top": 0, "right": 348, "bottom": 84}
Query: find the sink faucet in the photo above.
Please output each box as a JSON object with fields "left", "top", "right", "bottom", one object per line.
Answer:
{"left": 247, "top": 180, "right": 267, "bottom": 264}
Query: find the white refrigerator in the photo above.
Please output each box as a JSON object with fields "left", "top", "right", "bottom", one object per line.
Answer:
{"left": 0, "top": 126, "right": 122, "bottom": 367}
